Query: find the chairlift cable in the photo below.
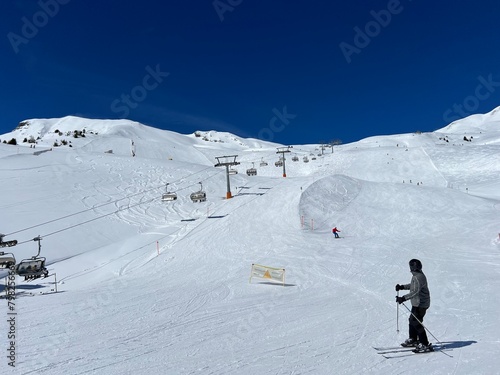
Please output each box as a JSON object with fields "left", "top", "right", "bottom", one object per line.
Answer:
{"left": 36, "top": 196, "right": 159, "bottom": 240}
{"left": 5, "top": 186, "right": 162, "bottom": 237}
{"left": 4, "top": 165, "right": 219, "bottom": 238}
{"left": 11, "top": 167, "right": 223, "bottom": 242}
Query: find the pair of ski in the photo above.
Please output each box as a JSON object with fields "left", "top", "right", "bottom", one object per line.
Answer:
{"left": 374, "top": 344, "right": 444, "bottom": 358}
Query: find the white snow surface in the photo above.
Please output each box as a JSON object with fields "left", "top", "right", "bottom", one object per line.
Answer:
{"left": 1, "top": 111, "right": 500, "bottom": 374}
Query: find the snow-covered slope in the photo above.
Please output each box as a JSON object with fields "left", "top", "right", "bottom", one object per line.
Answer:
{"left": 0, "top": 116, "right": 282, "bottom": 165}
{"left": 435, "top": 105, "right": 500, "bottom": 145}
{"left": 0, "top": 114, "right": 499, "bottom": 374}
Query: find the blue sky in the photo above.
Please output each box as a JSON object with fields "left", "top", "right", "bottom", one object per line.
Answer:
{"left": 2, "top": 0, "right": 500, "bottom": 145}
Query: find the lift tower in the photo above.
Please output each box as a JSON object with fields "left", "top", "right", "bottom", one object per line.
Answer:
{"left": 276, "top": 146, "right": 292, "bottom": 177}
{"left": 215, "top": 155, "right": 240, "bottom": 199}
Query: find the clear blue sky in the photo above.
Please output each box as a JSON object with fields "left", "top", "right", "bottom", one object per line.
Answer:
{"left": 2, "top": 0, "right": 500, "bottom": 145}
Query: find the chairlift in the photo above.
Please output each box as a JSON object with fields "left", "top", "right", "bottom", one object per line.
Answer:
{"left": 162, "top": 183, "right": 177, "bottom": 201}
{"left": 292, "top": 156, "right": 299, "bottom": 162}
{"left": 246, "top": 162, "right": 257, "bottom": 176}
{"left": 229, "top": 168, "right": 238, "bottom": 175}
{"left": 190, "top": 182, "right": 207, "bottom": 202}
{"left": 260, "top": 158, "right": 268, "bottom": 167}
{"left": 312, "top": 157, "right": 317, "bottom": 160}
{"left": 275, "top": 160, "right": 283, "bottom": 167}
{"left": 303, "top": 156, "right": 309, "bottom": 163}
{"left": 0, "top": 234, "right": 17, "bottom": 248}
{"left": 15, "top": 236, "right": 49, "bottom": 281}
{"left": 0, "top": 252, "right": 16, "bottom": 269}
{"left": 16, "top": 258, "right": 48, "bottom": 281}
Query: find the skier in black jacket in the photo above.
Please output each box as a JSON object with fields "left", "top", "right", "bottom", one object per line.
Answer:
{"left": 395, "top": 259, "right": 433, "bottom": 353}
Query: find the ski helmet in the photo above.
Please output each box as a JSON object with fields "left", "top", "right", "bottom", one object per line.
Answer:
{"left": 409, "top": 259, "right": 422, "bottom": 272}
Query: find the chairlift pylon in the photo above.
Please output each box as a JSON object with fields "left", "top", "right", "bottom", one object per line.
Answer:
{"left": 190, "top": 182, "right": 206, "bottom": 202}
{"left": 15, "top": 236, "right": 49, "bottom": 281}
{"left": 162, "top": 183, "right": 177, "bottom": 201}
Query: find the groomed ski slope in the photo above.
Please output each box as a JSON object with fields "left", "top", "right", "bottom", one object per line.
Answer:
{"left": 0, "top": 115, "right": 499, "bottom": 374}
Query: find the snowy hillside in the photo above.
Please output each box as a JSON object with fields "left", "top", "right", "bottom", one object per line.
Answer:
{"left": 0, "top": 116, "right": 281, "bottom": 165}
{"left": 0, "top": 112, "right": 499, "bottom": 374}
{"left": 438, "top": 106, "right": 500, "bottom": 132}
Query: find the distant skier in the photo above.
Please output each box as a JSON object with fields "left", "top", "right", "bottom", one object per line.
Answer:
{"left": 395, "top": 259, "right": 433, "bottom": 353}
{"left": 332, "top": 227, "right": 341, "bottom": 238}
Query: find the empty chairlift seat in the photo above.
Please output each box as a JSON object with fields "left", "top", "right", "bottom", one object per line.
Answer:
{"left": 246, "top": 162, "right": 257, "bottom": 176}
{"left": 162, "top": 183, "right": 177, "bottom": 201}
{"left": 190, "top": 182, "right": 207, "bottom": 202}
{"left": 246, "top": 168, "right": 257, "bottom": 176}
{"left": 190, "top": 191, "right": 206, "bottom": 202}
{"left": 162, "top": 192, "right": 177, "bottom": 201}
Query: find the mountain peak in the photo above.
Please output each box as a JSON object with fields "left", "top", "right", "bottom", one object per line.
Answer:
{"left": 438, "top": 105, "right": 500, "bottom": 134}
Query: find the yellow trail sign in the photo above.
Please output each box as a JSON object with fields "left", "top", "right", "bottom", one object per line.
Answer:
{"left": 249, "top": 264, "right": 285, "bottom": 286}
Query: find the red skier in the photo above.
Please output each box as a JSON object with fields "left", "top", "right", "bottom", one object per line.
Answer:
{"left": 332, "top": 227, "right": 341, "bottom": 238}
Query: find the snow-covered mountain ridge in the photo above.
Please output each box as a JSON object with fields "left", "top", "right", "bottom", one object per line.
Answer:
{"left": 0, "top": 108, "right": 499, "bottom": 374}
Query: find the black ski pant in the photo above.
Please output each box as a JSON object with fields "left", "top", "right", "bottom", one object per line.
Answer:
{"left": 409, "top": 306, "right": 429, "bottom": 345}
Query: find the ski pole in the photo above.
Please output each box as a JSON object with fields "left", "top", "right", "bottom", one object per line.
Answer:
{"left": 396, "top": 290, "right": 400, "bottom": 333}
{"left": 401, "top": 302, "right": 443, "bottom": 345}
